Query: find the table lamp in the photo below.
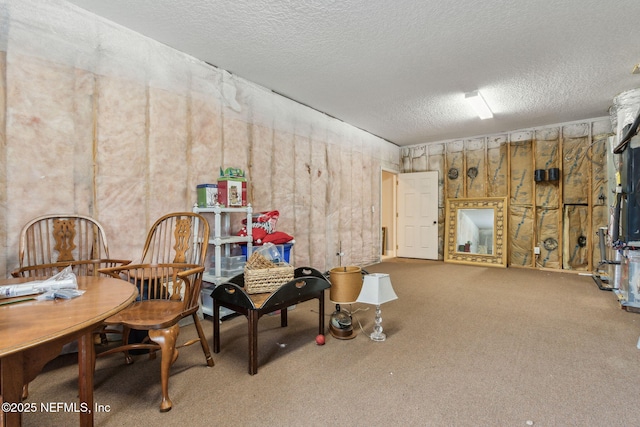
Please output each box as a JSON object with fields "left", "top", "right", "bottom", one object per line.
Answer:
{"left": 356, "top": 273, "right": 397, "bottom": 342}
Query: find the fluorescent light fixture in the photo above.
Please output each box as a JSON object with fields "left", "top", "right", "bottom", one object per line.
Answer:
{"left": 465, "top": 90, "right": 493, "bottom": 120}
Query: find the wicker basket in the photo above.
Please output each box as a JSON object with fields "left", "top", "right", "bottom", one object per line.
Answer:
{"left": 244, "top": 252, "right": 294, "bottom": 294}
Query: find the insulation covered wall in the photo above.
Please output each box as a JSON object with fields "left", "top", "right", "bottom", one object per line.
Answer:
{"left": 428, "top": 143, "right": 447, "bottom": 256}
{"left": 400, "top": 118, "right": 612, "bottom": 271}
{"left": 510, "top": 134, "right": 534, "bottom": 206}
{"left": 427, "top": 144, "right": 446, "bottom": 207}
{"left": 465, "top": 138, "right": 486, "bottom": 198}
{"left": 509, "top": 205, "right": 534, "bottom": 267}
{"left": 509, "top": 133, "right": 534, "bottom": 266}
{"left": 563, "top": 125, "right": 590, "bottom": 205}
{"left": 0, "top": 51, "right": 6, "bottom": 277}
{"left": 446, "top": 140, "right": 464, "bottom": 199}
{"left": 534, "top": 129, "right": 560, "bottom": 209}
{"left": 590, "top": 133, "right": 610, "bottom": 268}
{"left": 0, "top": 0, "right": 399, "bottom": 277}
{"left": 563, "top": 205, "right": 589, "bottom": 270}
{"left": 533, "top": 129, "right": 560, "bottom": 268}
{"left": 487, "top": 136, "right": 508, "bottom": 197}
{"left": 536, "top": 208, "right": 560, "bottom": 268}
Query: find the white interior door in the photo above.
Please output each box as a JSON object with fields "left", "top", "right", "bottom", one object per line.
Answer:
{"left": 397, "top": 171, "right": 439, "bottom": 259}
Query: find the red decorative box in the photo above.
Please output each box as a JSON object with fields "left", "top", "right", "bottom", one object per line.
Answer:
{"left": 217, "top": 178, "right": 247, "bottom": 207}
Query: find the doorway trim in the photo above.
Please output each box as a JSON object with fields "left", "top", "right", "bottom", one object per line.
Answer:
{"left": 381, "top": 168, "right": 397, "bottom": 260}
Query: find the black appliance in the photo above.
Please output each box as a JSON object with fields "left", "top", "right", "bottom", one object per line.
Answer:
{"left": 620, "top": 138, "right": 640, "bottom": 245}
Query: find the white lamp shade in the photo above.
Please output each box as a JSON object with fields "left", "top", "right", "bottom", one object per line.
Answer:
{"left": 356, "top": 273, "right": 398, "bottom": 305}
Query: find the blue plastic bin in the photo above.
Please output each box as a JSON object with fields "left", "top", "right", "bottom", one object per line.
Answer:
{"left": 241, "top": 242, "right": 293, "bottom": 263}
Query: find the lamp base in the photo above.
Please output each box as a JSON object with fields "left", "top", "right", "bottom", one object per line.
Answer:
{"left": 329, "top": 324, "right": 356, "bottom": 340}
{"left": 329, "top": 307, "right": 356, "bottom": 340}
{"left": 370, "top": 331, "right": 386, "bottom": 342}
{"left": 370, "top": 304, "right": 387, "bottom": 342}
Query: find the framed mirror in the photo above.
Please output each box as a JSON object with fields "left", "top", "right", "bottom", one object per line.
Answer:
{"left": 444, "top": 197, "right": 507, "bottom": 267}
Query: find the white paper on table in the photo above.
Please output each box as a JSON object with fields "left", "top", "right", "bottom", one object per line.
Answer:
{"left": 0, "top": 266, "right": 78, "bottom": 299}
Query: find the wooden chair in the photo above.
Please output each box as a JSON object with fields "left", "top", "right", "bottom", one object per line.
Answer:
{"left": 97, "top": 212, "right": 214, "bottom": 412}
{"left": 11, "top": 213, "right": 131, "bottom": 400}
{"left": 11, "top": 213, "right": 130, "bottom": 278}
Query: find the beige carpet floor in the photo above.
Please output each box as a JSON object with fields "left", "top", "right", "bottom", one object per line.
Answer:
{"left": 21, "top": 259, "right": 640, "bottom": 426}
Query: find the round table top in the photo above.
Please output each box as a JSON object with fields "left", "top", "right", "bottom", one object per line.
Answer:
{"left": 0, "top": 275, "right": 137, "bottom": 357}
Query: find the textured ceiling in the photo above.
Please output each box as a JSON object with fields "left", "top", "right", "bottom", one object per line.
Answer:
{"left": 64, "top": 0, "right": 640, "bottom": 146}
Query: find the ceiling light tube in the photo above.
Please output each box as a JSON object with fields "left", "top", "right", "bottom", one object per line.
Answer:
{"left": 465, "top": 90, "right": 493, "bottom": 120}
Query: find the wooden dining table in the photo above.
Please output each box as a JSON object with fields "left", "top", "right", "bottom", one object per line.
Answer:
{"left": 0, "top": 276, "right": 137, "bottom": 427}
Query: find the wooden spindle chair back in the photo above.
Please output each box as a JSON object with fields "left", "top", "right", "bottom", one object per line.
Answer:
{"left": 13, "top": 214, "right": 130, "bottom": 278}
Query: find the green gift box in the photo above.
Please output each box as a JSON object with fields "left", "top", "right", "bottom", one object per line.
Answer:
{"left": 197, "top": 184, "right": 218, "bottom": 207}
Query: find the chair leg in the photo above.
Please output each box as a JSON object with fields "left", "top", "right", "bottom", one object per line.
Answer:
{"left": 122, "top": 326, "right": 134, "bottom": 365}
{"left": 192, "top": 313, "right": 215, "bottom": 367}
{"left": 148, "top": 324, "right": 179, "bottom": 412}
